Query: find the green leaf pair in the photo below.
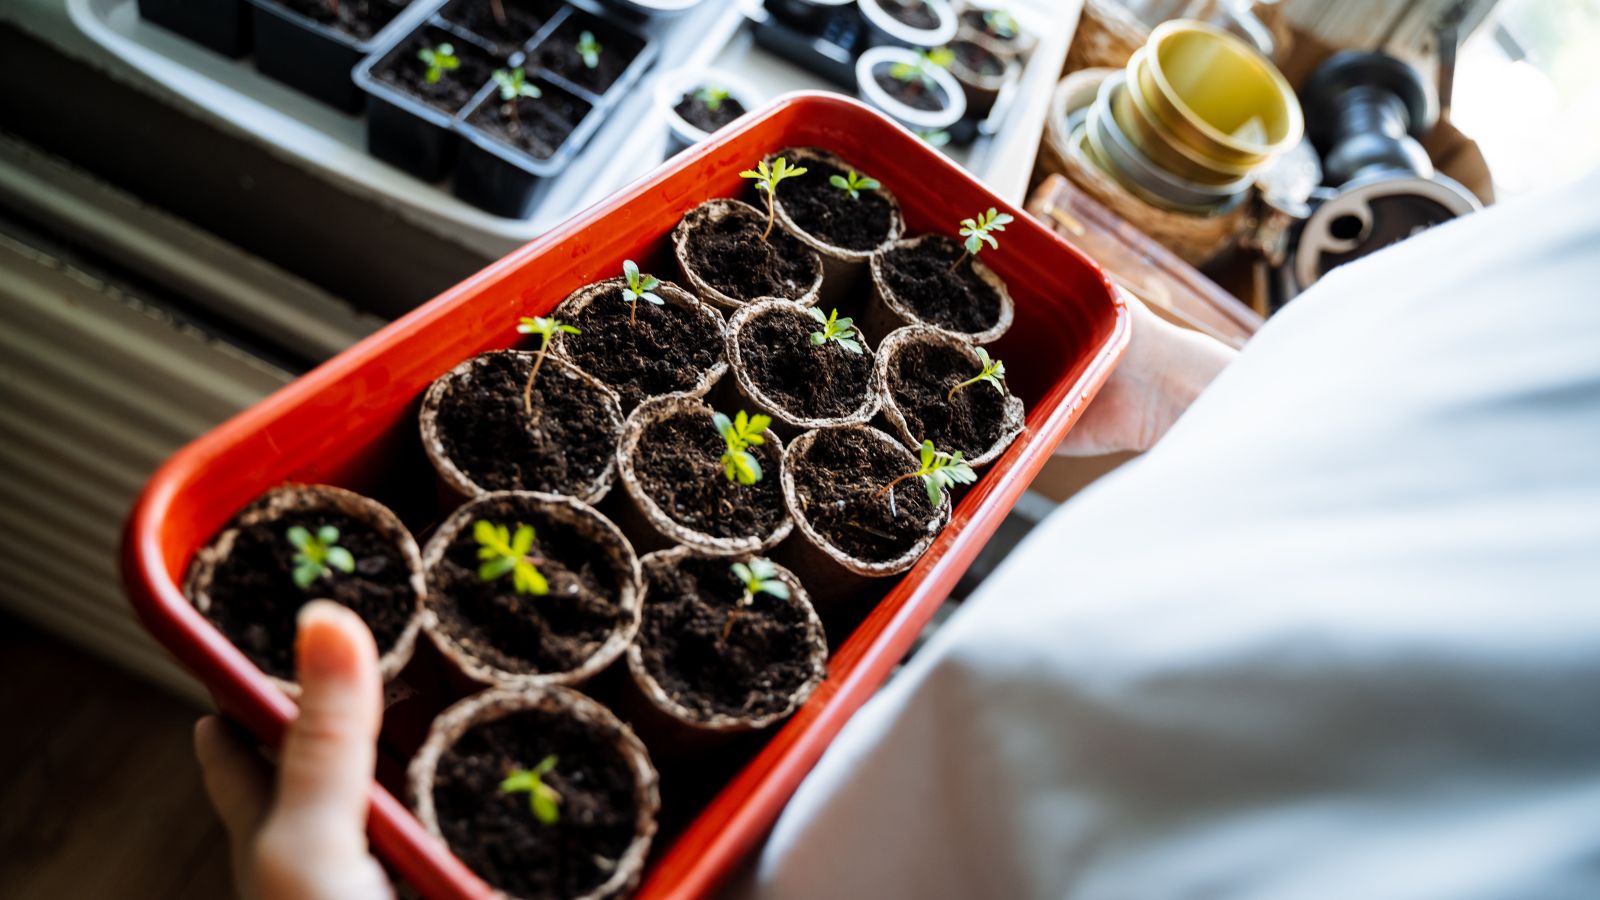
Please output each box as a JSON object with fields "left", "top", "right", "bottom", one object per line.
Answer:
{"left": 731, "top": 558, "right": 790, "bottom": 605}
{"left": 714, "top": 409, "right": 771, "bottom": 486}
{"left": 958, "top": 208, "right": 1015, "bottom": 257}
{"left": 499, "top": 755, "right": 562, "bottom": 825}
{"left": 828, "top": 168, "right": 881, "bottom": 201}
{"left": 807, "top": 307, "right": 864, "bottom": 355}
{"left": 287, "top": 524, "right": 355, "bottom": 590}
{"left": 947, "top": 346, "right": 1007, "bottom": 401}
{"left": 417, "top": 43, "right": 460, "bottom": 85}
{"left": 473, "top": 520, "right": 549, "bottom": 596}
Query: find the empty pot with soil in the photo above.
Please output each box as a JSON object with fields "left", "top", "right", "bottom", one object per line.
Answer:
{"left": 420, "top": 350, "right": 625, "bottom": 505}
{"left": 421, "top": 491, "right": 642, "bottom": 689}
{"left": 769, "top": 146, "right": 905, "bottom": 294}
{"left": 184, "top": 483, "right": 426, "bottom": 695}
{"left": 615, "top": 395, "right": 794, "bottom": 556}
{"left": 550, "top": 270, "right": 727, "bottom": 412}
{"left": 853, "top": 45, "right": 968, "bottom": 136}
{"left": 778, "top": 425, "right": 952, "bottom": 594}
{"left": 246, "top": 0, "right": 416, "bottom": 112}
{"left": 876, "top": 325, "right": 1025, "bottom": 468}
{"left": 409, "top": 685, "right": 659, "bottom": 900}
{"left": 724, "top": 299, "right": 881, "bottom": 435}
{"left": 672, "top": 198, "right": 824, "bottom": 311}
{"left": 625, "top": 546, "right": 827, "bottom": 745}
{"left": 857, "top": 0, "right": 958, "bottom": 48}
{"left": 438, "top": 0, "right": 561, "bottom": 56}
{"left": 864, "top": 233, "right": 1015, "bottom": 343}
{"left": 657, "top": 67, "right": 759, "bottom": 158}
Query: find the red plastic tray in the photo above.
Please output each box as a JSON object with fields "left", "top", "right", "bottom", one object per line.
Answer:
{"left": 121, "top": 93, "right": 1129, "bottom": 899}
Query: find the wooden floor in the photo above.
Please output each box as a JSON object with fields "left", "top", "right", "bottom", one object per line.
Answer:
{"left": 0, "top": 614, "right": 236, "bottom": 899}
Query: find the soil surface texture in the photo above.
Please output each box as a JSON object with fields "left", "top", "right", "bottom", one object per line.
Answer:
{"left": 202, "top": 512, "right": 412, "bottom": 680}
{"left": 633, "top": 409, "right": 786, "bottom": 540}
{"left": 434, "top": 707, "right": 639, "bottom": 899}
{"left": 640, "top": 556, "right": 816, "bottom": 721}
{"left": 563, "top": 290, "right": 722, "bottom": 408}
{"left": 431, "top": 496, "right": 627, "bottom": 676}
{"left": 441, "top": 0, "right": 559, "bottom": 54}
{"left": 791, "top": 428, "right": 942, "bottom": 562}
{"left": 434, "top": 352, "right": 616, "bottom": 494}
{"left": 682, "top": 204, "right": 817, "bottom": 303}
{"left": 880, "top": 236, "right": 1003, "bottom": 334}
{"left": 275, "top": 0, "right": 410, "bottom": 41}
{"left": 373, "top": 26, "right": 498, "bottom": 114}
{"left": 739, "top": 307, "right": 874, "bottom": 419}
{"left": 467, "top": 79, "right": 591, "bottom": 160}
{"left": 673, "top": 90, "right": 746, "bottom": 133}
{"left": 530, "top": 14, "right": 643, "bottom": 96}
{"left": 888, "top": 338, "right": 1010, "bottom": 456}
{"left": 776, "top": 153, "right": 896, "bottom": 252}
{"left": 873, "top": 66, "right": 946, "bottom": 112}
{"left": 954, "top": 39, "right": 1006, "bottom": 77}
{"left": 881, "top": 0, "right": 938, "bottom": 29}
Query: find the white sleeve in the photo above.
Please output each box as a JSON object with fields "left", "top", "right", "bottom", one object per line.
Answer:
{"left": 743, "top": 170, "right": 1600, "bottom": 900}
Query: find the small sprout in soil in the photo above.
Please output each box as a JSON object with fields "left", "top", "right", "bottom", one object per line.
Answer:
{"left": 576, "top": 30, "right": 602, "bottom": 70}
{"left": 946, "top": 346, "right": 1006, "bottom": 401}
{"left": 493, "top": 67, "right": 542, "bottom": 131}
{"left": 984, "top": 9, "right": 1021, "bottom": 39}
{"left": 287, "top": 525, "right": 355, "bottom": 590}
{"left": 722, "top": 558, "right": 789, "bottom": 641}
{"left": 740, "top": 156, "right": 809, "bottom": 242}
{"left": 515, "top": 315, "right": 580, "bottom": 414}
{"left": 828, "top": 168, "right": 881, "bottom": 201}
{"left": 695, "top": 84, "right": 731, "bottom": 112}
{"left": 619, "top": 259, "right": 664, "bottom": 326}
{"left": 949, "top": 207, "right": 1015, "bottom": 273}
{"left": 417, "top": 42, "right": 460, "bottom": 85}
{"left": 499, "top": 755, "right": 562, "bottom": 825}
{"left": 474, "top": 520, "right": 549, "bottom": 596}
{"left": 807, "top": 307, "right": 864, "bottom": 355}
{"left": 917, "top": 128, "right": 952, "bottom": 148}
{"left": 713, "top": 409, "right": 771, "bottom": 486}
{"left": 890, "top": 47, "right": 955, "bottom": 91}
{"left": 876, "top": 439, "right": 977, "bottom": 515}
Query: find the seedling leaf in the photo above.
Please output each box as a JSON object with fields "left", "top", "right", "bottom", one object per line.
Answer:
{"left": 714, "top": 409, "right": 770, "bottom": 485}
{"left": 619, "top": 259, "right": 664, "bottom": 324}
{"left": 947, "top": 346, "right": 1007, "bottom": 401}
{"left": 695, "top": 84, "right": 731, "bottom": 112}
{"left": 877, "top": 440, "right": 976, "bottom": 514}
{"left": 739, "top": 156, "right": 809, "bottom": 241}
{"left": 500, "top": 755, "right": 562, "bottom": 825}
{"left": 827, "top": 168, "right": 882, "bottom": 201}
{"left": 806, "top": 307, "right": 864, "bottom": 354}
{"left": 577, "top": 30, "right": 602, "bottom": 70}
{"left": 473, "top": 521, "right": 549, "bottom": 596}
{"left": 950, "top": 208, "right": 1014, "bottom": 272}
{"left": 516, "top": 315, "right": 581, "bottom": 413}
{"left": 287, "top": 524, "right": 355, "bottom": 590}
{"left": 417, "top": 42, "right": 460, "bottom": 84}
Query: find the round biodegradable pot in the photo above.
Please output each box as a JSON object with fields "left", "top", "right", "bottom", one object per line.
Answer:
{"left": 778, "top": 425, "right": 951, "bottom": 595}
{"left": 408, "top": 685, "right": 659, "bottom": 900}
{"left": 419, "top": 351, "right": 625, "bottom": 505}
{"left": 550, "top": 276, "right": 728, "bottom": 412}
{"left": 615, "top": 395, "right": 794, "bottom": 557}
{"left": 623, "top": 546, "right": 827, "bottom": 747}
{"left": 656, "top": 66, "right": 762, "bottom": 158}
{"left": 673, "top": 198, "right": 824, "bottom": 312}
{"left": 769, "top": 146, "right": 905, "bottom": 299}
{"left": 947, "top": 38, "right": 1013, "bottom": 121}
{"left": 864, "top": 234, "right": 1015, "bottom": 343}
{"left": 724, "top": 299, "right": 881, "bottom": 436}
{"left": 956, "top": 2, "right": 1036, "bottom": 59}
{"left": 855, "top": 46, "right": 968, "bottom": 133}
{"left": 858, "top": 0, "right": 958, "bottom": 48}
{"left": 876, "top": 325, "right": 1024, "bottom": 467}
{"left": 184, "top": 483, "right": 425, "bottom": 697}
{"left": 421, "top": 491, "right": 642, "bottom": 689}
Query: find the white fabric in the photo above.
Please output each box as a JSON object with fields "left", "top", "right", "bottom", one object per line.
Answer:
{"left": 744, "top": 170, "right": 1600, "bottom": 900}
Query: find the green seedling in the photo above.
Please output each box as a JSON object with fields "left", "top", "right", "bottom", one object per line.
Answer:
{"left": 287, "top": 525, "right": 355, "bottom": 590}
{"left": 620, "top": 259, "right": 664, "bottom": 326}
{"left": 722, "top": 558, "right": 790, "bottom": 641}
{"left": 739, "top": 156, "right": 809, "bottom": 241}
{"left": 876, "top": 440, "right": 976, "bottom": 515}
{"left": 576, "top": 30, "right": 601, "bottom": 69}
{"left": 946, "top": 346, "right": 1006, "bottom": 401}
{"left": 949, "top": 207, "right": 1014, "bottom": 273}
{"left": 695, "top": 84, "right": 731, "bottom": 112}
{"left": 828, "top": 168, "right": 881, "bottom": 201}
{"left": 474, "top": 520, "right": 549, "bottom": 596}
{"left": 889, "top": 47, "right": 954, "bottom": 91}
{"left": 418, "top": 42, "right": 460, "bottom": 84}
{"left": 807, "top": 307, "right": 864, "bottom": 355}
{"left": 499, "top": 755, "right": 561, "bottom": 825}
{"left": 493, "top": 67, "right": 541, "bottom": 131}
{"left": 516, "top": 315, "right": 580, "bottom": 414}
{"left": 714, "top": 409, "right": 770, "bottom": 486}
{"left": 916, "top": 128, "right": 952, "bottom": 148}
{"left": 984, "top": 9, "right": 1021, "bottom": 39}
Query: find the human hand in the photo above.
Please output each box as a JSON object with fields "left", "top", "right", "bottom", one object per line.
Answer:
{"left": 194, "top": 601, "right": 393, "bottom": 900}
{"left": 1056, "top": 293, "right": 1238, "bottom": 457}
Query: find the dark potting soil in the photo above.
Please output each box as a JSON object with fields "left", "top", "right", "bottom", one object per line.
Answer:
{"left": 682, "top": 204, "right": 818, "bottom": 303}
{"left": 440, "top": 0, "right": 559, "bottom": 54}
{"left": 466, "top": 80, "right": 591, "bottom": 161}
{"left": 373, "top": 26, "right": 499, "bottom": 114}
{"left": 775, "top": 152, "right": 896, "bottom": 252}
{"left": 673, "top": 91, "right": 747, "bottom": 134}
{"left": 433, "top": 707, "right": 639, "bottom": 899}
{"left": 954, "top": 39, "right": 1006, "bottom": 78}
{"left": 738, "top": 307, "right": 874, "bottom": 420}
{"left": 273, "top": 0, "right": 410, "bottom": 41}
{"left": 640, "top": 556, "right": 817, "bottom": 721}
{"left": 632, "top": 409, "right": 786, "bottom": 540}
{"left": 562, "top": 290, "right": 722, "bottom": 408}
{"left": 791, "top": 428, "right": 942, "bottom": 562}
{"left": 879, "top": 236, "right": 1003, "bottom": 334}
{"left": 201, "top": 511, "right": 413, "bottom": 680}
{"left": 434, "top": 352, "right": 617, "bottom": 495}
{"left": 888, "top": 338, "right": 1010, "bottom": 457}
{"left": 431, "top": 494, "right": 627, "bottom": 676}
{"left": 873, "top": 66, "right": 947, "bottom": 113}
{"left": 880, "top": 0, "right": 938, "bottom": 29}
{"left": 530, "top": 14, "right": 644, "bottom": 96}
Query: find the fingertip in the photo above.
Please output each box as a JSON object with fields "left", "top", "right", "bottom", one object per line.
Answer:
{"left": 296, "top": 600, "right": 379, "bottom": 682}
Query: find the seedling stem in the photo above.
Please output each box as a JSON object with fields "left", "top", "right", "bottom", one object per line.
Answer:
{"left": 948, "top": 207, "right": 1014, "bottom": 273}
{"left": 516, "top": 316, "right": 580, "bottom": 415}
{"left": 492, "top": 67, "right": 541, "bottom": 132}
{"left": 875, "top": 440, "right": 976, "bottom": 516}
{"left": 721, "top": 558, "right": 790, "bottom": 641}
{"left": 739, "top": 156, "right": 809, "bottom": 241}
{"left": 619, "top": 260, "right": 664, "bottom": 326}
{"left": 946, "top": 347, "right": 1006, "bottom": 401}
